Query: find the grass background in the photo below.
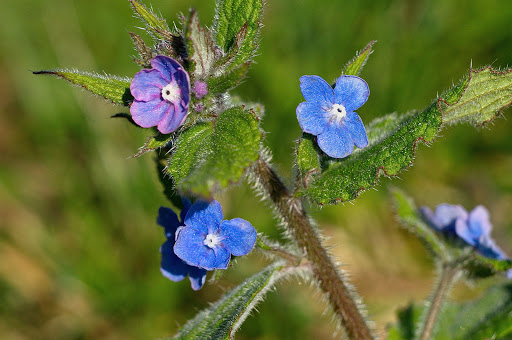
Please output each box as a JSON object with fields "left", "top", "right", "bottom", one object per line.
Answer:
{"left": 1, "top": 0, "right": 512, "bottom": 338}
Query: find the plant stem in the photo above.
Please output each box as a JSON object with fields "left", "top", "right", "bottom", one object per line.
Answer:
{"left": 419, "top": 264, "right": 459, "bottom": 340}
{"left": 253, "top": 159, "right": 373, "bottom": 340}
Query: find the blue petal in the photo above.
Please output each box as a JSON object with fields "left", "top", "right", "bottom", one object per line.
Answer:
{"left": 130, "top": 97, "right": 170, "bottom": 128}
{"left": 180, "top": 198, "right": 192, "bottom": 223}
{"left": 434, "top": 204, "right": 468, "bottom": 232}
{"left": 299, "top": 75, "right": 334, "bottom": 105}
{"left": 184, "top": 200, "right": 223, "bottom": 234}
{"left": 188, "top": 266, "right": 207, "bottom": 291}
{"left": 156, "top": 103, "right": 182, "bottom": 134}
{"left": 151, "top": 55, "right": 183, "bottom": 83}
{"left": 296, "top": 102, "right": 329, "bottom": 135}
{"left": 176, "top": 68, "right": 191, "bottom": 104}
{"left": 220, "top": 218, "right": 257, "bottom": 256}
{"left": 334, "top": 76, "right": 369, "bottom": 112}
{"left": 160, "top": 240, "right": 188, "bottom": 282}
{"left": 455, "top": 218, "right": 477, "bottom": 246}
{"left": 317, "top": 122, "right": 354, "bottom": 158}
{"left": 419, "top": 206, "right": 444, "bottom": 232}
{"left": 467, "top": 205, "right": 491, "bottom": 238}
{"left": 130, "top": 69, "right": 167, "bottom": 101}
{"left": 157, "top": 207, "right": 181, "bottom": 239}
{"left": 343, "top": 111, "right": 368, "bottom": 148}
{"left": 476, "top": 235, "right": 507, "bottom": 260}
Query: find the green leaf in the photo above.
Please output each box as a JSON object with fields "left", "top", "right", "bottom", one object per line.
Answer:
{"left": 133, "top": 133, "right": 173, "bottom": 157}
{"left": 390, "top": 187, "right": 448, "bottom": 259}
{"left": 213, "top": 0, "right": 263, "bottom": 67}
{"left": 463, "top": 255, "right": 512, "bottom": 279}
{"left": 184, "top": 9, "right": 215, "bottom": 78}
{"left": 129, "top": 0, "right": 171, "bottom": 40}
{"left": 441, "top": 67, "right": 512, "bottom": 126}
{"left": 156, "top": 158, "right": 183, "bottom": 209}
{"left": 295, "top": 133, "right": 321, "bottom": 188}
{"left": 342, "top": 40, "right": 376, "bottom": 76}
{"left": 167, "top": 122, "right": 214, "bottom": 184}
{"left": 207, "top": 62, "right": 251, "bottom": 94}
{"left": 172, "top": 263, "right": 285, "bottom": 340}
{"left": 304, "top": 102, "right": 442, "bottom": 205}
{"left": 174, "top": 107, "right": 261, "bottom": 197}
{"left": 387, "top": 304, "right": 421, "bottom": 340}
{"left": 33, "top": 69, "right": 132, "bottom": 106}
{"left": 434, "top": 283, "right": 512, "bottom": 340}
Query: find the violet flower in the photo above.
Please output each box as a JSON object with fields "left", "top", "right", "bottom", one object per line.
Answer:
{"left": 130, "top": 55, "right": 190, "bottom": 134}
{"left": 174, "top": 200, "right": 257, "bottom": 271}
{"left": 296, "top": 75, "right": 369, "bottom": 158}
{"left": 157, "top": 202, "right": 207, "bottom": 291}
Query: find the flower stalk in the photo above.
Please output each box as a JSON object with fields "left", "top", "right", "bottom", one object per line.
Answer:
{"left": 253, "top": 158, "right": 373, "bottom": 340}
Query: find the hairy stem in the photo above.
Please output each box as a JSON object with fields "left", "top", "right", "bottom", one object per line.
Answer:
{"left": 419, "top": 264, "right": 459, "bottom": 340}
{"left": 253, "top": 159, "right": 373, "bottom": 340}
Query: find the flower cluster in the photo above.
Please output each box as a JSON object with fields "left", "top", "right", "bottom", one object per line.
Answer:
{"left": 420, "top": 204, "right": 508, "bottom": 261}
{"left": 157, "top": 199, "right": 257, "bottom": 290}
{"left": 130, "top": 55, "right": 190, "bottom": 134}
{"left": 296, "top": 75, "right": 369, "bottom": 158}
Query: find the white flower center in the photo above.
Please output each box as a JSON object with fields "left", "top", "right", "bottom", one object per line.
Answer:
{"left": 161, "top": 82, "right": 181, "bottom": 102}
{"left": 204, "top": 233, "right": 222, "bottom": 249}
{"left": 329, "top": 103, "right": 347, "bottom": 124}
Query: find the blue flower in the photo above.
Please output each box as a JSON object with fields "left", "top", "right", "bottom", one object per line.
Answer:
{"left": 296, "top": 75, "right": 369, "bottom": 158}
{"left": 174, "top": 200, "right": 257, "bottom": 271}
{"left": 157, "top": 202, "right": 207, "bottom": 291}
{"left": 420, "top": 204, "right": 508, "bottom": 261}
{"left": 130, "top": 55, "right": 190, "bottom": 134}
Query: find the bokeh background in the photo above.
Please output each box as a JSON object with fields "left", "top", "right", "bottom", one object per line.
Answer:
{"left": 2, "top": 0, "right": 512, "bottom": 339}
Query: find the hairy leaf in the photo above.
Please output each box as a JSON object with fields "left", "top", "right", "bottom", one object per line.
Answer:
{"left": 176, "top": 107, "right": 261, "bottom": 197}
{"left": 167, "top": 122, "right": 214, "bottom": 185}
{"left": 129, "top": 0, "right": 171, "bottom": 40}
{"left": 295, "top": 133, "right": 321, "bottom": 188}
{"left": 33, "top": 69, "right": 132, "bottom": 106}
{"left": 133, "top": 132, "right": 173, "bottom": 157}
{"left": 390, "top": 187, "right": 448, "bottom": 259}
{"left": 342, "top": 40, "right": 376, "bottom": 76}
{"left": 207, "top": 61, "right": 251, "bottom": 94}
{"left": 463, "top": 255, "right": 512, "bottom": 279}
{"left": 171, "top": 263, "right": 285, "bottom": 340}
{"left": 387, "top": 304, "right": 421, "bottom": 340}
{"left": 184, "top": 9, "right": 215, "bottom": 78}
{"left": 441, "top": 67, "right": 512, "bottom": 126}
{"left": 129, "top": 32, "right": 153, "bottom": 67}
{"left": 213, "top": 0, "right": 263, "bottom": 68}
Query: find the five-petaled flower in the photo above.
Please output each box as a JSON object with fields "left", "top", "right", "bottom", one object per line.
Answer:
{"left": 157, "top": 202, "right": 207, "bottom": 291}
{"left": 174, "top": 200, "right": 257, "bottom": 271}
{"left": 296, "top": 75, "right": 369, "bottom": 158}
{"left": 130, "top": 55, "right": 190, "bottom": 134}
{"left": 420, "top": 204, "right": 508, "bottom": 262}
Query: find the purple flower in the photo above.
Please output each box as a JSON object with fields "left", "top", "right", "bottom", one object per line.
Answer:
{"left": 420, "top": 204, "right": 508, "bottom": 261}
{"left": 157, "top": 202, "right": 207, "bottom": 291}
{"left": 296, "top": 75, "right": 369, "bottom": 158}
{"left": 174, "top": 200, "right": 257, "bottom": 271}
{"left": 130, "top": 55, "right": 190, "bottom": 134}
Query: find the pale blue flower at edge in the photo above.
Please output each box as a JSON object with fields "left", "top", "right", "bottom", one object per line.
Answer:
{"left": 296, "top": 75, "right": 369, "bottom": 158}
{"left": 420, "top": 204, "right": 512, "bottom": 278}
{"left": 174, "top": 200, "right": 257, "bottom": 271}
{"left": 130, "top": 55, "right": 190, "bottom": 134}
{"left": 157, "top": 201, "right": 207, "bottom": 291}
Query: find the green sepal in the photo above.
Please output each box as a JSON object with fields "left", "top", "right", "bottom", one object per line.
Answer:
{"left": 462, "top": 255, "right": 512, "bottom": 279}
{"left": 133, "top": 132, "right": 173, "bottom": 157}
{"left": 33, "top": 69, "right": 132, "bottom": 106}
{"left": 207, "top": 61, "right": 251, "bottom": 94}
{"left": 167, "top": 122, "right": 214, "bottom": 185}
{"left": 342, "top": 40, "right": 376, "bottom": 76}
{"left": 171, "top": 107, "right": 261, "bottom": 197}
{"left": 390, "top": 187, "right": 448, "bottom": 259}
{"left": 441, "top": 67, "right": 512, "bottom": 126}
{"left": 295, "top": 133, "right": 321, "bottom": 188}
{"left": 171, "top": 263, "right": 285, "bottom": 340}
{"left": 129, "top": 0, "right": 171, "bottom": 40}
{"left": 213, "top": 0, "right": 263, "bottom": 67}
{"left": 303, "top": 102, "right": 441, "bottom": 205}
{"left": 184, "top": 9, "right": 215, "bottom": 78}
{"left": 129, "top": 32, "right": 153, "bottom": 67}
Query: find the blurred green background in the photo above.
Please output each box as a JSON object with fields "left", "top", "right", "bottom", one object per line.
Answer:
{"left": 1, "top": 0, "right": 512, "bottom": 339}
